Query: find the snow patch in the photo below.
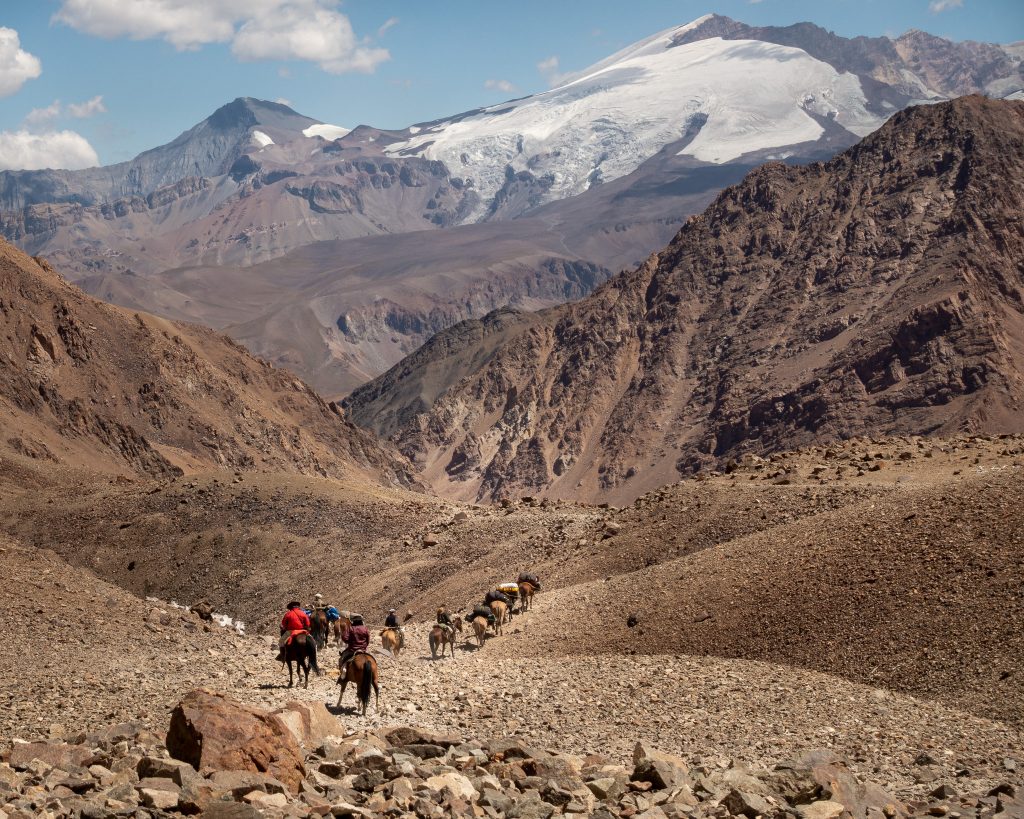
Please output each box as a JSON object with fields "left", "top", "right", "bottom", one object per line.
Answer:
{"left": 252, "top": 130, "right": 274, "bottom": 147}
{"left": 146, "top": 596, "right": 247, "bottom": 635}
{"left": 303, "top": 123, "right": 350, "bottom": 140}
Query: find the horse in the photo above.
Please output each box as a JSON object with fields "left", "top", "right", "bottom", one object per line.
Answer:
{"left": 332, "top": 612, "right": 351, "bottom": 646}
{"left": 336, "top": 652, "right": 379, "bottom": 715}
{"left": 282, "top": 631, "right": 320, "bottom": 689}
{"left": 489, "top": 600, "right": 508, "bottom": 635}
{"left": 311, "top": 609, "right": 330, "bottom": 650}
{"left": 470, "top": 615, "right": 488, "bottom": 647}
{"left": 381, "top": 627, "right": 404, "bottom": 658}
{"left": 519, "top": 581, "right": 536, "bottom": 613}
{"left": 428, "top": 616, "right": 462, "bottom": 660}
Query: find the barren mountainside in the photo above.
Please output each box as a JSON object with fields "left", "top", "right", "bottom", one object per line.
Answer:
{"left": 0, "top": 239, "right": 415, "bottom": 486}
{"left": 347, "top": 97, "right": 1024, "bottom": 503}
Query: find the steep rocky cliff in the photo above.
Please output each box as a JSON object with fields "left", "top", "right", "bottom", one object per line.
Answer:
{"left": 347, "top": 97, "right": 1024, "bottom": 502}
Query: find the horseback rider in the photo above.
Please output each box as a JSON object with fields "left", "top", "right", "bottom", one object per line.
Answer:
{"left": 338, "top": 613, "right": 370, "bottom": 680}
{"left": 436, "top": 606, "right": 455, "bottom": 637}
{"left": 276, "top": 600, "right": 311, "bottom": 660}
{"left": 383, "top": 608, "right": 404, "bottom": 648}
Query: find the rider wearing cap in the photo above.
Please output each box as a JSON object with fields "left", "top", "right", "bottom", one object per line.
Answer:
{"left": 277, "top": 601, "right": 311, "bottom": 659}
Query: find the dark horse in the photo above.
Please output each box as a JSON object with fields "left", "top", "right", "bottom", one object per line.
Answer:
{"left": 311, "top": 609, "right": 330, "bottom": 650}
{"left": 336, "top": 652, "right": 379, "bottom": 715}
{"left": 283, "top": 632, "right": 320, "bottom": 688}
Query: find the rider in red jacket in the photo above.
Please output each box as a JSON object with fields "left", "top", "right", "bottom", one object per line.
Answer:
{"left": 281, "top": 601, "right": 311, "bottom": 634}
{"left": 276, "top": 601, "right": 311, "bottom": 660}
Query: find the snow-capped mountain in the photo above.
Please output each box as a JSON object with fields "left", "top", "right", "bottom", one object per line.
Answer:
{"left": 1, "top": 15, "right": 1021, "bottom": 397}
{"left": 385, "top": 16, "right": 887, "bottom": 218}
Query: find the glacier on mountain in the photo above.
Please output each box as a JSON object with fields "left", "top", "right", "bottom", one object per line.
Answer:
{"left": 386, "top": 21, "right": 886, "bottom": 220}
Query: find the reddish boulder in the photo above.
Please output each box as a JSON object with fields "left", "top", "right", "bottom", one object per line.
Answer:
{"left": 166, "top": 689, "right": 305, "bottom": 793}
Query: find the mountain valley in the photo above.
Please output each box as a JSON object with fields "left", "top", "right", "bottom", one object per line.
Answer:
{"left": 0, "top": 10, "right": 1023, "bottom": 819}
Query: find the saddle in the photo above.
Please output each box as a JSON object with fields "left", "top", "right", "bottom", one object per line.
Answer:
{"left": 286, "top": 629, "right": 311, "bottom": 646}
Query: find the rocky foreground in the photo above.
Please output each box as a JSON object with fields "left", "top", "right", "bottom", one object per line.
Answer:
{"left": 2, "top": 687, "right": 1022, "bottom": 819}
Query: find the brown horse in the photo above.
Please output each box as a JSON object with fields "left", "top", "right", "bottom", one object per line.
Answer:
{"left": 519, "top": 581, "right": 536, "bottom": 612}
{"left": 428, "top": 616, "right": 462, "bottom": 659}
{"left": 332, "top": 612, "right": 351, "bottom": 646}
{"left": 381, "top": 628, "right": 403, "bottom": 658}
{"left": 489, "top": 601, "right": 508, "bottom": 635}
{"left": 311, "top": 609, "right": 329, "bottom": 650}
{"left": 470, "top": 616, "right": 488, "bottom": 647}
{"left": 336, "top": 652, "right": 379, "bottom": 715}
{"left": 282, "top": 632, "right": 320, "bottom": 688}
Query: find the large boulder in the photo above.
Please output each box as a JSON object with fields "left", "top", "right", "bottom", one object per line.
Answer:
{"left": 631, "top": 742, "right": 691, "bottom": 791}
{"left": 271, "top": 701, "right": 342, "bottom": 749}
{"left": 770, "top": 751, "right": 905, "bottom": 818}
{"left": 166, "top": 689, "right": 305, "bottom": 793}
{"left": 5, "top": 741, "right": 97, "bottom": 772}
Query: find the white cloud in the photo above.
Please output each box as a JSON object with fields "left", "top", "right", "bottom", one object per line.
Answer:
{"left": 67, "top": 95, "right": 107, "bottom": 118}
{"left": 377, "top": 17, "right": 399, "bottom": 37}
{"left": 484, "top": 79, "right": 517, "bottom": 94}
{"left": 275, "top": 97, "right": 292, "bottom": 106}
{"left": 54, "top": 0, "right": 389, "bottom": 72}
{"left": 25, "top": 101, "right": 63, "bottom": 128}
{"left": 0, "top": 130, "right": 100, "bottom": 171}
{"left": 24, "top": 96, "right": 107, "bottom": 129}
{"left": 0, "top": 27, "right": 42, "bottom": 97}
{"left": 929, "top": 0, "right": 963, "bottom": 10}
{"left": 232, "top": 2, "right": 388, "bottom": 73}
{"left": 537, "top": 55, "right": 571, "bottom": 88}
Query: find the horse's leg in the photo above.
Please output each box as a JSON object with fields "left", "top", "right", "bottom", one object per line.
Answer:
{"left": 287, "top": 660, "right": 294, "bottom": 688}
{"left": 336, "top": 679, "right": 347, "bottom": 708}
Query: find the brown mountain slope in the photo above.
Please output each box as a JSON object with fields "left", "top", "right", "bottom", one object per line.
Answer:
{"left": 0, "top": 239, "right": 414, "bottom": 487}
{"left": 347, "top": 97, "right": 1024, "bottom": 503}
{"left": 498, "top": 435, "right": 1024, "bottom": 726}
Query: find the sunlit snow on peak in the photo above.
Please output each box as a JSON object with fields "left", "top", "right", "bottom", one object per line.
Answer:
{"left": 251, "top": 130, "right": 274, "bottom": 147}
{"left": 303, "top": 123, "right": 350, "bottom": 140}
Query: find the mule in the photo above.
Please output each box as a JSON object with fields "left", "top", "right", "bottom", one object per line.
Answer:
{"left": 518, "top": 581, "right": 536, "bottom": 613}
{"left": 283, "top": 631, "right": 320, "bottom": 689}
{"left": 332, "top": 612, "right": 351, "bottom": 646}
{"left": 311, "top": 609, "right": 330, "bottom": 650}
{"left": 381, "top": 628, "right": 403, "bottom": 658}
{"left": 489, "top": 600, "right": 508, "bottom": 635}
{"left": 336, "top": 652, "right": 379, "bottom": 715}
{"left": 470, "top": 616, "right": 488, "bottom": 647}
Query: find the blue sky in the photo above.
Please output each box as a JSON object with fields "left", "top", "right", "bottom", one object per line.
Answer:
{"left": 1, "top": 0, "right": 1022, "bottom": 169}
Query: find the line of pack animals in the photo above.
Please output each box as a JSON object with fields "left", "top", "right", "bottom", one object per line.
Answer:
{"left": 274, "top": 573, "right": 543, "bottom": 715}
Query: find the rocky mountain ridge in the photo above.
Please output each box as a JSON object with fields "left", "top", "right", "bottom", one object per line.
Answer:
{"left": 346, "top": 96, "right": 1024, "bottom": 502}
{"left": 0, "top": 238, "right": 414, "bottom": 487}
{"left": 2, "top": 19, "right": 1021, "bottom": 396}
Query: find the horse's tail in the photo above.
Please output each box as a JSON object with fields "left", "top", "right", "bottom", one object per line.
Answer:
{"left": 357, "top": 656, "right": 374, "bottom": 709}
{"left": 308, "top": 639, "right": 321, "bottom": 676}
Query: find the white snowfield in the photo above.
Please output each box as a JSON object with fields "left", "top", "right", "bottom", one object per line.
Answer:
{"left": 251, "top": 130, "right": 274, "bottom": 147}
{"left": 386, "top": 18, "right": 886, "bottom": 220}
{"left": 303, "top": 123, "right": 351, "bottom": 140}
